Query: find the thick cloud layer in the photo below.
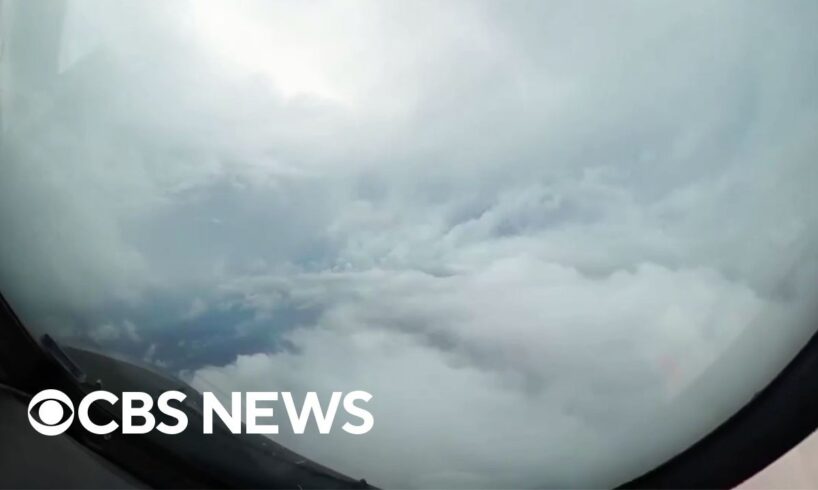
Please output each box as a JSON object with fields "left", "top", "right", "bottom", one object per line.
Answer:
{"left": 2, "top": 0, "right": 818, "bottom": 487}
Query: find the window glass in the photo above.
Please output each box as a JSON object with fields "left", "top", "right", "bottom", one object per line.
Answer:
{"left": 1, "top": 1, "right": 817, "bottom": 487}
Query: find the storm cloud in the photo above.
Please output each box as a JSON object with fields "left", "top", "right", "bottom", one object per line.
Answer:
{"left": 1, "top": 0, "right": 818, "bottom": 487}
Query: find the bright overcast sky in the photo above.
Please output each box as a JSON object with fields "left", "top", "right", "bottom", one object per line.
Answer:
{"left": 1, "top": 0, "right": 818, "bottom": 487}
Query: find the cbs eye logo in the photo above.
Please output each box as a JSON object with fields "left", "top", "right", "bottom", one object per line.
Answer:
{"left": 28, "top": 389, "right": 75, "bottom": 436}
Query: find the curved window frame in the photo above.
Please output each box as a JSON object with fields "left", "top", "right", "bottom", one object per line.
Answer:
{"left": 2, "top": 2, "right": 817, "bottom": 487}
{"left": 2, "top": 287, "right": 818, "bottom": 488}
{"left": 619, "top": 323, "right": 818, "bottom": 488}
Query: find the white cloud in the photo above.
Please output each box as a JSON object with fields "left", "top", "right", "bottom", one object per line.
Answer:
{"left": 188, "top": 258, "right": 786, "bottom": 487}
{"left": 2, "top": 0, "right": 818, "bottom": 487}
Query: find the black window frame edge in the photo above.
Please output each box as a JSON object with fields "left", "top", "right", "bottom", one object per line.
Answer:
{"left": 0, "top": 292, "right": 219, "bottom": 488}
{"left": 618, "top": 321, "right": 818, "bottom": 489}
{"left": 0, "top": 292, "right": 374, "bottom": 489}
{"left": 4, "top": 1, "right": 818, "bottom": 487}
{"left": 4, "top": 288, "right": 818, "bottom": 489}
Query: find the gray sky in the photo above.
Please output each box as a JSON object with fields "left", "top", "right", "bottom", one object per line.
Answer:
{"left": 1, "top": 0, "right": 818, "bottom": 487}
